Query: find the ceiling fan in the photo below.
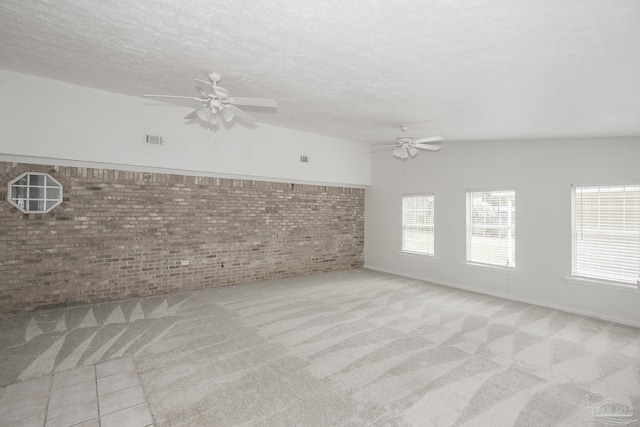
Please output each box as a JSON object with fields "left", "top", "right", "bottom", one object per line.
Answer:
{"left": 374, "top": 126, "right": 443, "bottom": 159}
{"left": 143, "top": 72, "right": 277, "bottom": 126}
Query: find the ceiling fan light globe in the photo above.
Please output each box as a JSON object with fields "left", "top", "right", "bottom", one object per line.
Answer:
{"left": 393, "top": 147, "right": 408, "bottom": 159}
{"left": 195, "top": 106, "right": 212, "bottom": 122}
{"left": 222, "top": 108, "right": 235, "bottom": 123}
{"left": 408, "top": 146, "right": 419, "bottom": 157}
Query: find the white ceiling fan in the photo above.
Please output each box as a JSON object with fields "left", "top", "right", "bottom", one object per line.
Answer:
{"left": 374, "top": 126, "right": 443, "bottom": 159}
{"left": 143, "top": 72, "right": 277, "bottom": 126}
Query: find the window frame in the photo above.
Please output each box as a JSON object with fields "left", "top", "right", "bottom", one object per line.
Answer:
{"left": 465, "top": 188, "right": 516, "bottom": 270}
{"left": 8, "top": 172, "right": 63, "bottom": 214}
{"left": 401, "top": 193, "right": 435, "bottom": 257}
{"left": 571, "top": 183, "right": 640, "bottom": 287}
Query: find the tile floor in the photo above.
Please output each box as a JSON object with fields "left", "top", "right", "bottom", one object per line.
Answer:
{"left": 0, "top": 357, "right": 153, "bottom": 427}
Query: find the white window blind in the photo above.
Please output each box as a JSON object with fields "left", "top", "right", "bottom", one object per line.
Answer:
{"left": 572, "top": 184, "right": 640, "bottom": 285}
{"left": 402, "top": 194, "right": 434, "bottom": 256}
{"left": 466, "top": 190, "right": 515, "bottom": 268}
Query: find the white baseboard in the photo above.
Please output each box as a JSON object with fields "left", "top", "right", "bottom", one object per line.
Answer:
{"left": 363, "top": 264, "right": 640, "bottom": 329}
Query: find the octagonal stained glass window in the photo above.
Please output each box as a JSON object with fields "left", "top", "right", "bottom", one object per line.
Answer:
{"left": 8, "top": 172, "right": 63, "bottom": 213}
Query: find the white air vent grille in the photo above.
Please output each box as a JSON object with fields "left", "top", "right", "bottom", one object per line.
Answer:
{"left": 145, "top": 134, "right": 163, "bottom": 145}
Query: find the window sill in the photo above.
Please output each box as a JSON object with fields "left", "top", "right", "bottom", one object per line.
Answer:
{"left": 463, "top": 262, "right": 520, "bottom": 274}
{"left": 398, "top": 252, "right": 438, "bottom": 262}
{"left": 563, "top": 276, "right": 639, "bottom": 293}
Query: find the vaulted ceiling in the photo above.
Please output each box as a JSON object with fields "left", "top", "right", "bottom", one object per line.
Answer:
{"left": 1, "top": 0, "right": 639, "bottom": 144}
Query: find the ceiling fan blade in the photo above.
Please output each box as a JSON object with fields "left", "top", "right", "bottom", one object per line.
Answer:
{"left": 225, "top": 105, "right": 256, "bottom": 125}
{"left": 197, "top": 87, "right": 208, "bottom": 99}
{"left": 194, "top": 78, "right": 212, "bottom": 88}
{"left": 184, "top": 108, "right": 199, "bottom": 120}
{"left": 371, "top": 144, "right": 399, "bottom": 152}
{"left": 413, "top": 143, "right": 442, "bottom": 151}
{"left": 143, "top": 94, "right": 208, "bottom": 102}
{"left": 413, "top": 136, "right": 443, "bottom": 144}
{"left": 194, "top": 79, "right": 229, "bottom": 99}
{"left": 229, "top": 97, "right": 277, "bottom": 108}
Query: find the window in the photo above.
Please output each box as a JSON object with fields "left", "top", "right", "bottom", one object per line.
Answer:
{"left": 572, "top": 184, "right": 640, "bottom": 286}
{"left": 402, "top": 194, "right": 434, "bottom": 256}
{"left": 466, "top": 189, "right": 515, "bottom": 268}
{"left": 8, "top": 172, "right": 63, "bottom": 213}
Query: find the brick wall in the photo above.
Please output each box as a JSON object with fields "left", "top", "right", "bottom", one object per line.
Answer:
{"left": 0, "top": 162, "right": 364, "bottom": 313}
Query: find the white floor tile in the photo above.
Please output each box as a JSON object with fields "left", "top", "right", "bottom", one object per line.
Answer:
{"left": 48, "top": 379, "right": 96, "bottom": 410}
{"left": 51, "top": 366, "right": 95, "bottom": 390}
{"left": 0, "top": 376, "right": 52, "bottom": 404}
{"left": 5, "top": 411, "right": 46, "bottom": 427}
{"left": 96, "top": 358, "right": 136, "bottom": 379}
{"left": 97, "top": 370, "right": 139, "bottom": 396}
{"left": 2, "top": 351, "right": 152, "bottom": 426}
{"left": 100, "top": 402, "right": 153, "bottom": 427}
{"left": 71, "top": 419, "right": 100, "bottom": 427}
{"left": 45, "top": 398, "right": 98, "bottom": 427}
{"left": 0, "top": 391, "right": 49, "bottom": 422}
{"left": 99, "top": 384, "right": 146, "bottom": 416}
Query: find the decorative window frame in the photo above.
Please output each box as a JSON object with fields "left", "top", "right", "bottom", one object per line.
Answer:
{"left": 8, "top": 172, "right": 64, "bottom": 214}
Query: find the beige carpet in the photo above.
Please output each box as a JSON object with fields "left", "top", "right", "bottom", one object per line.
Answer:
{"left": 1, "top": 269, "right": 639, "bottom": 426}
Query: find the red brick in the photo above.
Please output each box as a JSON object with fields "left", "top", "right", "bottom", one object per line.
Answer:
{"left": 0, "top": 162, "right": 364, "bottom": 313}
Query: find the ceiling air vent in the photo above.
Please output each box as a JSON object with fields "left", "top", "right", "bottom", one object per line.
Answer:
{"left": 145, "top": 134, "right": 163, "bottom": 145}
{"left": 300, "top": 155, "right": 309, "bottom": 163}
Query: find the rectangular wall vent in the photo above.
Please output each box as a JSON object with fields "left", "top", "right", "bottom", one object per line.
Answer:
{"left": 300, "top": 155, "right": 309, "bottom": 163}
{"left": 145, "top": 134, "right": 163, "bottom": 145}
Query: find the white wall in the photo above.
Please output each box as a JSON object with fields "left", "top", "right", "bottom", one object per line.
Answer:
{"left": 0, "top": 70, "right": 370, "bottom": 187}
{"left": 5, "top": 70, "right": 640, "bottom": 325}
{"left": 365, "top": 138, "right": 640, "bottom": 326}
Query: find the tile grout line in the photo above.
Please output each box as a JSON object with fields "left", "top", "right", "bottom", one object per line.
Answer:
{"left": 99, "top": 382, "right": 143, "bottom": 417}
{"left": 94, "top": 364, "right": 101, "bottom": 426}
{"left": 43, "top": 374, "right": 52, "bottom": 427}
{"left": 133, "top": 358, "right": 155, "bottom": 427}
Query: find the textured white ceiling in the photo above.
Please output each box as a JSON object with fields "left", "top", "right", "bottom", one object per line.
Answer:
{"left": 1, "top": 0, "right": 639, "bottom": 144}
